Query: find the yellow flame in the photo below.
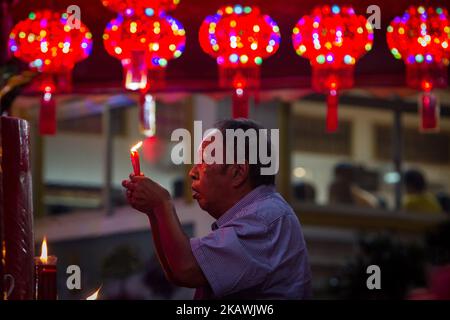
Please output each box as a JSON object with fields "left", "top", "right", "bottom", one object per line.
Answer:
{"left": 40, "top": 237, "right": 48, "bottom": 264}
{"left": 130, "top": 141, "right": 143, "bottom": 152}
{"left": 86, "top": 286, "right": 101, "bottom": 300}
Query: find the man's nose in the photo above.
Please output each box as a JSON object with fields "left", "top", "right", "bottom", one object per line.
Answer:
{"left": 189, "top": 165, "right": 198, "bottom": 180}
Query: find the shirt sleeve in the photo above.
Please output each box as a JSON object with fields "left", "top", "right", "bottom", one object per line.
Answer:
{"left": 190, "top": 218, "right": 272, "bottom": 298}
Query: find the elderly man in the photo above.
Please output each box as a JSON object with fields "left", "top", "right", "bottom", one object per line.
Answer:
{"left": 122, "top": 119, "right": 312, "bottom": 299}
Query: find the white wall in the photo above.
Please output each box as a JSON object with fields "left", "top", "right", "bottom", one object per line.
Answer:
{"left": 44, "top": 104, "right": 181, "bottom": 192}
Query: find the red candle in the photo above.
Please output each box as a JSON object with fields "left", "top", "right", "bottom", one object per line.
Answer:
{"left": 130, "top": 141, "right": 143, "bottom": 176}
{"left": 34, "top": 237, "right": 57, "bottom": 300}
{"left": 1, "top": 116, "right": 34, "bottom": 300}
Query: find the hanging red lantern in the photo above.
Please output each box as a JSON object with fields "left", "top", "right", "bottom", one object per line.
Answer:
{"left": 292, "top": 5, "right": 374, "bottom": 132}
{"left": 101, "top": 0, "right": 180, "bottom": 16}
{"left": 199, "top": 5, "right": 280, "bottom": 118}
{"left": 103, "top": 13, "right": 185, "bottom": 92}
{"left": 104, "top": 12, "right": 184, "bottom": 136}
{"left": 387, "top": 6, "right": 450, "bottom": 132}
{"left": 9, "top": 10, "right": 93, "bottom": 135}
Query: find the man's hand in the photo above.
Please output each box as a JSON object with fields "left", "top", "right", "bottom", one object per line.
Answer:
{"left": 122, "top": 174, "right": 171, "bottom": 215}
{"left": 123, "top": 173, "right": 208, "bottom": 288}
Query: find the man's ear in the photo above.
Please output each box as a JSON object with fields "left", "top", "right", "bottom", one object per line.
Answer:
{"left": 230, "top": 162, "right": 250, "bottom": 188}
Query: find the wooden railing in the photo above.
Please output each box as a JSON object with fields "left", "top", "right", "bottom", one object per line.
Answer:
{"left": 292, "top": 202, "right": 448, "bottom": 234}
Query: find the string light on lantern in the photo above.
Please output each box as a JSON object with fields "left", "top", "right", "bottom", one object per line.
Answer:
{"left": 387, "top": 6, "right": 450, "bottom": 132}
{"left": 292, "top": 5, "right": 374, "bottom": 132}
{"left": 104, "top": 13, "right": 184, "bottom": 137}
{"left": 103, "top": 13, "right": 185, "bottom": 92}
{"left": 101, "top": 0, "right": 180, "bottom": 16}
{"left": 9, "top": 10, "right": 93, "bottom": 135}
{"left": 199, "top": 5, "right": 281, "bottom": 118}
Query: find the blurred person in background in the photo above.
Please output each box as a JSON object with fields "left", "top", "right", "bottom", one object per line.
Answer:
{"left": 403, "top": 169, "right": 442, "bottom": 214}
{"left": 328, "top": 163, "right": 378, "bottom": 208}
{"left": 293, "top": 181, "right": 316, "bottom": 203}
{"left": 436, "top": 192, "right": 450, "bottom": 216}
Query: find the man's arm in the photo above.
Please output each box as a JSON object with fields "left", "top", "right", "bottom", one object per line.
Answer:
{"left": 124, "top": 175, "right": 208, "bottom": 288}
{"left": 147, "top": 214, "right": 178, "bottom": 284}
{"left": 149, "top": 200, "right": 208, "bottom": 288}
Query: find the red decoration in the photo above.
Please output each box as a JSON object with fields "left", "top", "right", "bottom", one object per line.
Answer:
{"left": 9, "top": 10, "right": 93, "bottom": 135}
{"left": 103, "top": 13, "right": 185, "bottom": 92}
{"left": 0, "top": 117, "right": 34, "bottom": 300}
{"left": 142, "top": 136, "right": 166, "bottom": 164}
{"left": 292, "top": 5, "right": 374, "bottom": 132}
{"left": 130, "top": 141, "right": 143, "bottom": 176}
{"left": 34, "top": 238, "right": 57, "bottom": 300}
{"left": 387, "top": 6, "right": 450, "bottom": 132}
{"left": 102, "top": 0, "right": 180, "bottom": 16}
{"left": 199, "top": 5, "right": 280, "bottom": 118}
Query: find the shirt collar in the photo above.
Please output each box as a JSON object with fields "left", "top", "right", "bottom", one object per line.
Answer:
{"left": 211, "top": 184, "right": 276, "bottom": 230}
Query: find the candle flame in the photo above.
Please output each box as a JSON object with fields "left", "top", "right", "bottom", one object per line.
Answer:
{"left": 86, "top": 286, "right": 102, "bottom": 300}
{"left": 130, "top": 141, "right": 143, "bottom": 152}
{"left": 40, "top": 237, "right": 48, "bottom": 264}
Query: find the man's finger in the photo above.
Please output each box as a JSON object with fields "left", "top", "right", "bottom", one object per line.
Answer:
{"left": 131, "top": 174, "right": 145, "bottom": 182}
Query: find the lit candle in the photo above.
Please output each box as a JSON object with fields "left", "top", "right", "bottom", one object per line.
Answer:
{"left": 34, "top": 237, "right": 57, "bottom": 300}
{"left": 130, "top": 141, "right": 143, "bottom": 176}
{"left": 86, "top": 286, "right": 101, "bottom": 300}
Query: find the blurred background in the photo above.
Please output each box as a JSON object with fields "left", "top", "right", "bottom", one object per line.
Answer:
{"left": 1, "top": 0, "right": 450, "bottom": 299}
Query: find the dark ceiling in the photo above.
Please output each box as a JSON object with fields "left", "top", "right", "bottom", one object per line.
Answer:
{"left": 6, "top": 0, "right": 450, "bottom": 93}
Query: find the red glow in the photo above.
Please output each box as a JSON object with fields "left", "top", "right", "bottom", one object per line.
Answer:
{"left": 292, "top": 5, "right": 373, "bottom": 132}
{"left": 103, "top": 13, "right": 185, "bottom": 91}
{"left": 102, "top": 0, "right": 179, "bottom": 15}
{"left": 9, "top": 10, "right": 92, "bottom": 74}
{"left": 199, "top": 5, "right": 280, "bottom": 118}
{"left": 422, "top": 80, "right": 432, "bottom": 91}
{"left": 420, "top": 92, "right": 439, "bottom": 132}
{"left": 8, "top": 10, "right": 92, "bottom": 135}
{"left": 387, "top": 6, "right": 449, "bottom": 131}
{"left": 292, "top": 5, "right": 373, "bottom": 71}
{"left": 142, "top": 136, "right": 165, "bottom": 164}
{"left": 387, "top": 6, "right": 450, "bottom": 67}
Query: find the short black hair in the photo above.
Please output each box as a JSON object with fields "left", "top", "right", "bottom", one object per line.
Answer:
{"left": 404, "top": 169, "right": 427, "bottom": 192}
{"left": 214, "top": 118, "right": 276, "bottom": 188}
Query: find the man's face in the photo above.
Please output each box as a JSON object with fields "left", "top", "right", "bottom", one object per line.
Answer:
{"left": 189, "top": 137, "right": 233, "bottom": 217}
{"left": 189, "top": 162, "right": 231, "bottom": 216}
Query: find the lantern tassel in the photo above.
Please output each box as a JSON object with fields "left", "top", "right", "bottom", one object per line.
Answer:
{"left": 420, "top": 91, "right": 439, "bottom": 132}
{"left": 39, "top": 89, "right": 56, "bottom": 135}
{"left": 232, "top": 88, "right": 249, "bottom": 119}
{"left": 326, "top": 89, "right": 338, "bottom": 133}
{"left": 123, "top": 50, "right": 147, "bottom": 91}
{"left": 139, "top": 92, "right": 156, "bottom": 137}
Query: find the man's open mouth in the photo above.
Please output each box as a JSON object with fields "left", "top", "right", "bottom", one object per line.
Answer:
{"left": 191, "top": 187, "right": 200, "bottom": 199}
